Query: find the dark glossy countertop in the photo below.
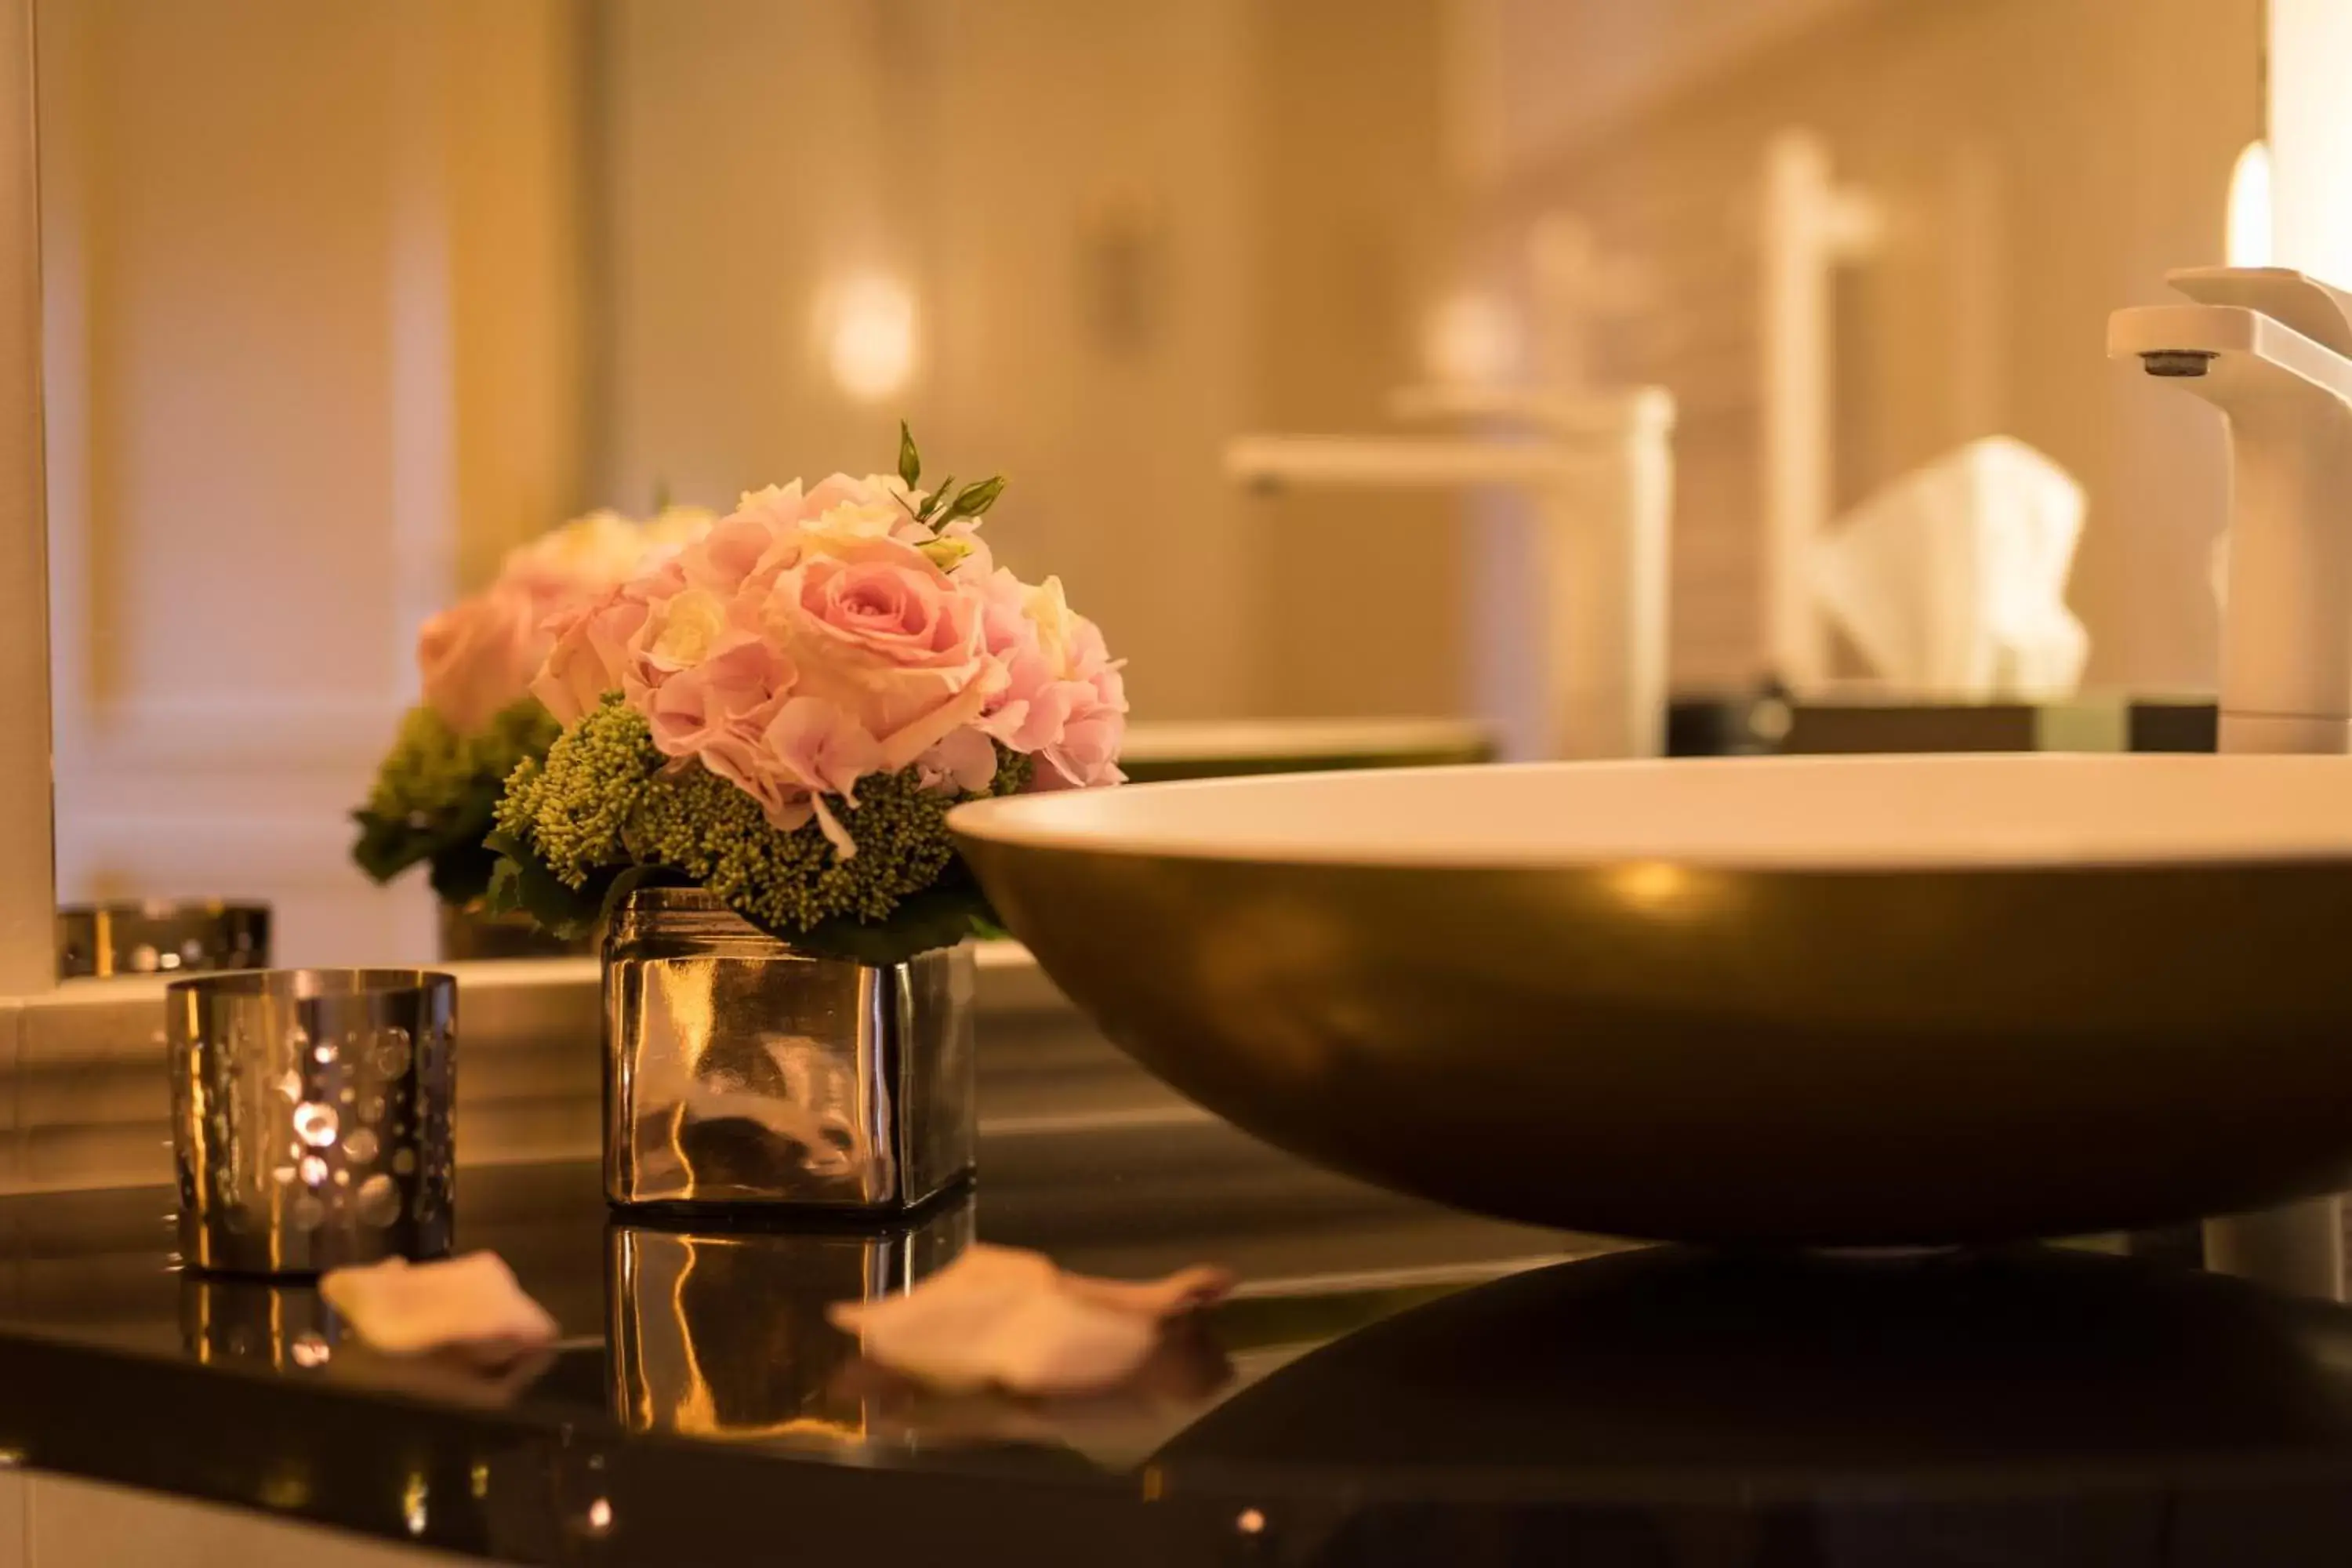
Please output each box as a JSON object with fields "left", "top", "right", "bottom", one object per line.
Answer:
{"left": 8, "top": 1116, "right": 2352, "bottom": 1566}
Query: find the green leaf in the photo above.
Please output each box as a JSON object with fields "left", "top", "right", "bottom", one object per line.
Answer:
{"left": 939, "top": 474, "right": 1006, "bottom": 521}
{"left": 917, "top": 475, "right": 954, "bottom": 523}
{"left": 482, "top": 855, "right": 525, "bottom": 918}
{"left": 651, "top": 475, "right": 673, "bottom": 512}
{"left": 483, "top": 829, "right": 606, "bottom": 939}
{"left": 425, "top": 838, "right": 499, "bottom": 907}
{"left": 897, "top": 420, "right": 921, "bottom": 489}
{"left": 350, "top": 809, "right": 434, "bottom": 885}
{"left": 749, "top": 882, "right": 994, "bottom": 967}
{"left": 597, "top": 862, "right": 688, "bottom": 925}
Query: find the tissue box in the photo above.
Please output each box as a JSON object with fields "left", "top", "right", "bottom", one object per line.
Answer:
{"left": 1666, "top": 693, "right": 2218, "bottom": 757}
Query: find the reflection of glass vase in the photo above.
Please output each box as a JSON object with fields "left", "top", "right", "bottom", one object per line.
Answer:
{"left": 608, "top": 1196, "right": 974, "bottom": 1443}
{"left": 601, "top": 888, "right": 976, "bottom": 1214}
{"left": 437, "top": 901, "right": 596, "bottom": 961}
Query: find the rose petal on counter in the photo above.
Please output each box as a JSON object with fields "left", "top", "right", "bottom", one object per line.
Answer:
{"left": 828, "top": 1243, "right": 1232, "bottom": 1396}
{"left": 1060, "top": 1263, "right": 1236, "bottom": 1319}
{"left": 321, "top": 1254, "right": 558, "bottom": 1367}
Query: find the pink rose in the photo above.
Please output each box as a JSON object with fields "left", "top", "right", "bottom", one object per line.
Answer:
{"left": 531, "top": 586, "right": 651, "bottom": 726}
{"left": 761, "top": 536, "right": 1001, "bottom": 772}
{"left": 680, "top": 513, "right": 786, "bottom": 597}
{"left": 418, "top": 584, "right": 546, "bottom": 736}
{"left": 420, "top": 508, "right": 717, "bottom": 736}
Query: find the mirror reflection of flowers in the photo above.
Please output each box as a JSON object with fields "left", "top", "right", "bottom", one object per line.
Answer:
{"left": 485, "top": 426, "right": 1127, "bottom": 964}
{"left": 352, "top": 506, "right": 716, "bottom": 906}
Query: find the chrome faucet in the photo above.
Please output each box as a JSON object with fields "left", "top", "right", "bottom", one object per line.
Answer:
{"left": 2111, "top": 267, "right": 2352, "bottom": 757}
{"left": 2111, "top": 267, "right": 2352, "bottom": 1299}
{"left": 1225, "top": 385, "right": 1676, "bottom": 762}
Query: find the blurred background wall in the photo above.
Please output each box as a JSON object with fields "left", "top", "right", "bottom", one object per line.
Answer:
{"left": 38, "top": 0, "right": 590, "bottom": 957}
{"left": 1454, "top": 0, "right": 2259, "bottom": 693}
{"left": 30, "top": 0, "right": 2264, "bottom": 960}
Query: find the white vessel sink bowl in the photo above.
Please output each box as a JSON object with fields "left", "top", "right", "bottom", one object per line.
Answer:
{"left": 952, "top": 755, "right": 2352, "bottom": 1246}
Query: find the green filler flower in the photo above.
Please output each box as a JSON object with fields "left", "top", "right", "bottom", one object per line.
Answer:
{"left": 485, "top": 697, "right": 1027, "bottom": 966}
{"left": 351, "top": 699, "right": 560, "bottom": 905}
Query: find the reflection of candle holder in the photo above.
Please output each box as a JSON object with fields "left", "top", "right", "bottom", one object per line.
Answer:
{"left": 608, "top": 1193, "right": 973, "bottom": 1444}
{"left": 179, "top": 1272, "right": 338, "bottom": 1371}
{"left": 58, "top": 899, "right": 270, "bottom": 978}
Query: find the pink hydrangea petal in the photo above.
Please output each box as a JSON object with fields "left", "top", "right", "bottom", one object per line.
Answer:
{"left": 810, "top": 794, "right": 857, "bottom": 858}
{"left": 920, "top": 726, "right": 1001, "bottom": 794}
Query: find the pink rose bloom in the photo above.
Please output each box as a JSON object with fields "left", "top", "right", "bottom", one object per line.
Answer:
{"left": 516, "top": 470, "right": 1122, "bottom": 861}
{"left": 531, "top": 586, "right": 652, "bottom": 727}
{"left": 677, "top": 512, "right": 786, "bottom": 598}
{"left": 419, "top": 507, "right": 715, "bottom": 736}
{"left": 417, "top": 583, "right": 546, "bottom": 737}
{"left": 760, "top": 535, "right": 1002, "bottom": 774}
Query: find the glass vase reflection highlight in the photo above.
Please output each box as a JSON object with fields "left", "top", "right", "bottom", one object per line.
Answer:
{"left": 603, "top": 889, "right": 975, "bottom": 1213}
{"left": 609, "top": 1198, "right": 972, "bottom": 1445}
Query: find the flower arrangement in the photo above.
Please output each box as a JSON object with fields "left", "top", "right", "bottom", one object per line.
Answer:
{"left": 351, "top": 506, "right": 713, "bottom": 904}
{"left": 484, "top": 426, "right": 1127, "bottom": 964}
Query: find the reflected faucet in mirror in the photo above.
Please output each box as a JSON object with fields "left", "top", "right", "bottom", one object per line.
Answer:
{"left": 1227, "top": 379, "right": 1674, "bottom": 763}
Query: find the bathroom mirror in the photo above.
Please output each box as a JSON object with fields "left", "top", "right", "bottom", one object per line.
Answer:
{"left": 30, "top": 0, "right": 2262, "bottom": 966}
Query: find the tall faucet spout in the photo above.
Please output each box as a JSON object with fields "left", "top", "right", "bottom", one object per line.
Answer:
{"left": 2110, "top": 277, "right": 2352, "bottom": 754}
{"left": 2111, "top": 266, "right": 2352, "bottom": 1303}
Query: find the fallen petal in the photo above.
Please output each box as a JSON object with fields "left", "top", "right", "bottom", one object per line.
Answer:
{"left": 829, "top": 1243, "right": 1232, "bottom": 1396}
{"left": 1061, "top": 1264, "right": 1237, "bottom": 1319}
{"left": 981, "top": 1291, "right": 1161, "bottom": 1398}
{"left": 321, "top": 1253, "right": 558, "bottom": 1367}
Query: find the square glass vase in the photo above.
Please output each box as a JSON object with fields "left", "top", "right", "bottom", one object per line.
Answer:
{"left": 602, "top": 887, "right": 976, "bottom": 1215}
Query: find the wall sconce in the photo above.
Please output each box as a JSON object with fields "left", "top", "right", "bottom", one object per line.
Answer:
{"left": 819, "top": 274, "right": 917, "bottom": 403}
{"left": 1421, "top": 288, "right": 1522, "bottom": 387}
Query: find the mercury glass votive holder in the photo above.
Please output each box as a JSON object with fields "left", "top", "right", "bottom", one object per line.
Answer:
{"left": 168, "top": 968, "right": 456, "bottom": 1276}
{"left": 603, "top": 887, "right": 975, "bottom": 1215}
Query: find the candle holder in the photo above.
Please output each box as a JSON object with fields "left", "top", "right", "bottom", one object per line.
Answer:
{"left": 168, "top": 967, "right": 456, "bottom": 1276}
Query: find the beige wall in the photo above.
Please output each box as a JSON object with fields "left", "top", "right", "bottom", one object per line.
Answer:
{"left": 32, "top": 0, "right": 2274, "bottom": 954}
{"left": 39, "top": 0, "right": 586, "bottom": 961}
{"left": 1243, "top": 0, "right": 1462, "bottom": 720}
{"left": 597, "top": 0, "right": 1465, "bottom": 723}
{"left": 1461, "top": 0, "right": 2263, "bottom": 692}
